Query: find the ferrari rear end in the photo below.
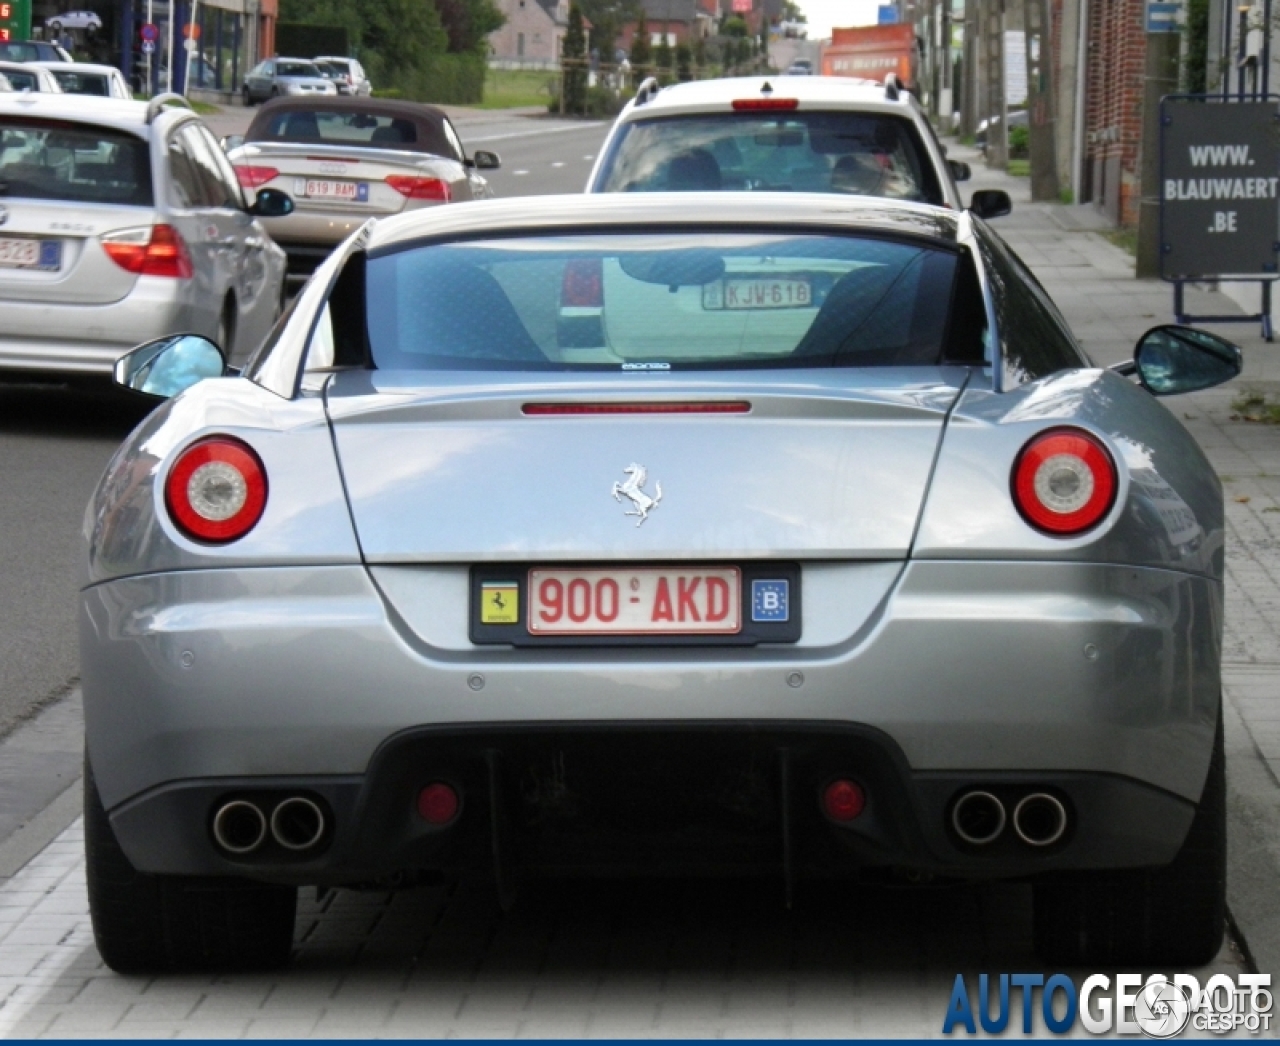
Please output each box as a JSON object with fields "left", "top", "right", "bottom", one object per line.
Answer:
{"left": 80, "top": 194, "right": 1237, "bottom": 971}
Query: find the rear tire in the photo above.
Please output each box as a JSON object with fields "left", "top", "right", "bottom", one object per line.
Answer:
{"left": 242, "top": 85, "right": 253, "bottom": 106}
{"left": 84, "top": 758, "right": 297, "bottom": 973}
{"left": 1033, "top": 710, "right": 1226, "bottom": 966}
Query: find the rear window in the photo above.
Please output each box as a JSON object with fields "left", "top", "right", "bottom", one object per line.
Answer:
{"left": 0, "top": 69, "right": 38, "bottom": 91}
{"left": 366, "top": 232, "right": 979, "bottom": 372}
{"left": 0, "top": 119, "right": 152, "bottom": 206}
{"left": 49, "top": 70, "right": 110, "bottom": 95}
{"left": 251, "top": 109, "right": 419, "bottom": 147}
{"left": 597, "top": 112, "right": 944, "bottom": 205}
{"left": 0, "top": 43, "right": 49, "bottom": 62}
{"left": 277, "top": 61, "right": 321, "bottom": 78}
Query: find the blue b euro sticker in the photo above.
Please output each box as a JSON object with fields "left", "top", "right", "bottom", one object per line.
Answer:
{"left": 751, "top": 579, "right": 789, "bottom": 623}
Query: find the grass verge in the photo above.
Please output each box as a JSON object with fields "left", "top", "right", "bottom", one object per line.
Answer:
{"left": 481, "top": 68, "right": 556, "bottom": 109}
{"left": 1231, "top": 388, "right": 1280, "bottom": 424}
{"left": 1006, "top": 158, "right": 1030, "bottom": 177}
{"left": 1103, "top": 227, "right": 1138, "bottom": 256}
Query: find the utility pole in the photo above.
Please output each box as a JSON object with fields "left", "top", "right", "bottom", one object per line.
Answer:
{"left": 1023, "top": 0, "right": 1059, "bottom": 199}
{"left": 961, "top": 0, "right": 979, "bottom": 135}
{"left": 1136, "top": 15, "right": 1180, "bottom": 277}
{"left": 984, "top": 0, "right": 1007, "bottom": 168}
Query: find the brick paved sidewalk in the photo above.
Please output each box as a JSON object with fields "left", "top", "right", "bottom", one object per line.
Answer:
{"left": 953, "top": 141, "right": 1280, "bottom": 978}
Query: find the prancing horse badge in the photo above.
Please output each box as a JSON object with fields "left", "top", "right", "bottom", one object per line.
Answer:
{"left": 611, "top": 463, "right": 662, "bottom": 526}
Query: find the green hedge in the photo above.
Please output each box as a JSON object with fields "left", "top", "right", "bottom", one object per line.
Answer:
{"left": 276, "top": 23, "right": 349, "bottom": 59}
{"left": 371, "top": 53, "right": 486, "bottom": 105}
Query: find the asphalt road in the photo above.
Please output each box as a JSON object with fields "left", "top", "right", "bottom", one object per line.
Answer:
{"left": 0, "top": 110, "right": 612, "bottom": 736}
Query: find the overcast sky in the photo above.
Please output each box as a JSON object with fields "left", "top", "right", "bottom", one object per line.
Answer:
{"left": 797, "top": 0, "right": 881, "bottom": 42}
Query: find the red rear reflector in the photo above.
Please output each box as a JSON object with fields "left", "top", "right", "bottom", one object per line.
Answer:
{"left": 561, "top": 257, "right": 603, "bottom": 307}
{"left": 165, "top": 437, "right": 268, "bottom": 543}
{"left": 232, "top": 164, "right": 279, "bottom": 188}
{"left": 822, "top": 779, "right": 866, "bottom": 822}
{"left": 101, "top": 223, "right": 194, "bottom": 279}
{"left": 417, "top": 783, "right": 460, "bottom": 825}
{"left": 522, "top": 402, "right": 751, "bottom": 415}
{"left": 386, "top": 175, "right": 451, "bottom": 201}
{"left": 1012, "top": 427, "right": 1117, "bottom": 536}
{"left": 732, "top": 98, "right": 799, "bottom": 111}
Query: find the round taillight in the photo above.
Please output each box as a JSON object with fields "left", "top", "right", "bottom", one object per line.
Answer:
{"left": 165, "top": 437, "right": 268, "bottom": 543}
{"left": 1012, "top": 428, "right": 1117, "bottom": 536}
{"left": 417, "top": 783, "right": 460, "bottom": 825}
{"left": 822, "top": 779, "right": 866, "bottom": 822}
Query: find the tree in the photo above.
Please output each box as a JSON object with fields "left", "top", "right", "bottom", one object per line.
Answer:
{"left": 675, "top": 41, "right": 691, "bottom": 80}
{"left": 654, "top": 36, "right": 672, "bottom": 70}
{"left": 579, "top": 0, "right": 638, "bottom": 61}
{"left": 563, "top": 3, "right": 588, "bottom": 113}
{"left": 630, "top": 13, "right": 651, "bottom": 69}
{"left": 720, "top": 14, "right": 747, "bottom": 36}
{"left": 434, "top": 0, "right": 505, "bottom": 54}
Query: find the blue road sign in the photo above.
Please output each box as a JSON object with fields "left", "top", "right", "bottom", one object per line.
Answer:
{"left": 1146, "top": 1, "right": 1183, "bottom": 32}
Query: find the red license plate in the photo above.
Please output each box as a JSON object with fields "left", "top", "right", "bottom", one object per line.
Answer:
{"left": 528, "top": 566, "right": 742, "bottom": 635}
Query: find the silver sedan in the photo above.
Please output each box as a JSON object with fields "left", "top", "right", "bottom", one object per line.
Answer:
{"left": 85, "top": 192, "right": 1238, "bottom": 974}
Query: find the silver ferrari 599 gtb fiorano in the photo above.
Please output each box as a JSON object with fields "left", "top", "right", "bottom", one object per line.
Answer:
{"left": 82, "top": 192, "right": 1240, "bottom": 973}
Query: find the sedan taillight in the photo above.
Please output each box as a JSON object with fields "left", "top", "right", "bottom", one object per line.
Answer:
{"left": 386, "top": 175, "right": 451, "bottom": 201}
{"left": 1011, "top": 428, "right": 1117, "bottom": 536}
{"left": 165, "top": 437, "right": 268, "bottom": 543}
{"left": 100, "top": 224, "right": 193, "bottom": 278}
{"left": 233, "top": 164, "right": 280, "bottom": 188}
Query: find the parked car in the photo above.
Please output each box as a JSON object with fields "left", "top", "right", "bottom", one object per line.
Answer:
{"left": 0, "top": 40, "right": 73, "bottom": 62}
{"left": 46, "top": 9, "right": 102, "bottom": 31}
{"left": 314, "top": 55, "right": 371, "bottom": 96}
{"left": 32, "top": 60, "right": 132, "bottom": 98}
{"left": 224, "top": 96, "right": 498, "bottom": 277}
{"left": 0, "top": 60, "right": 64, "bottom": 92}
{"left": 784, "top": 62, "right": 813, "bottom": 75}
{"left": 87, "top": 190, "right": 1238, "bottom": 973}
{"left": 587, "top": 76, "right": 989, "bottom": 213}
{"left": 312, "top": 60, "right": 352, "bottom": 95}
{"left": 0, "top": 92, "right": 289, "bottom": 377}
{"left": 242, "top": 57, "right": 337, "bottom": 105}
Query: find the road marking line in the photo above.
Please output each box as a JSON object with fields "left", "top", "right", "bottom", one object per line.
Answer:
{"left": 464, "top": 123, "right": 606, "bottom": 143}
{"left": 513, "top": 170, "right": 529, "bottom": 176}
{"left": 551, "top": 162, "right": 565, "bottom": 168}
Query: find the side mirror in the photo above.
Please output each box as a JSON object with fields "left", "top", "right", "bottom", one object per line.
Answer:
{"left": 969, "top": 189, "right": 1011, "bottom": 218}
{"left": 220, "top": 134, "right": 245, "bottom": 152}
{"left": 1133, "top": 325, "right": 1242, "bottom": 396}
{"left": 114, "top": 334, "right": 226, "bottom": 399}
{"left": 949, "top": 159, "right": 971, "bottom": 182}
{"left": 470, "top": 149, "right": 501, "bottom": 170}
{"left": 248, "top": 187, "right": 295, "bottom": 218}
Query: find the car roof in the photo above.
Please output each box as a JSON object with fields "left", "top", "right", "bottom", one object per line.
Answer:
{"left": 30, "top": 61, "right": 120, "bottom": 75}
{"left": 246, "top": 95, "right": 454, "bottom": 153}
{"left": 0, "top": 91, "right": 190, "bottom": 137}
{"left": 619, "top": 75, "right": 909, "bottom": 119}
{"left": 367, "top": 191, "right": 960, "bottom": 254}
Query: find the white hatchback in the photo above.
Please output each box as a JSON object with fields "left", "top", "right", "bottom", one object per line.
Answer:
{"left": 587, "top": 76, "right": 1004, "bottom": 216}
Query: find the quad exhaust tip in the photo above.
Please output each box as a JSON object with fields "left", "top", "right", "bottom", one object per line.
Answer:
{"left": 951, "top": 790, "right": 1006, "bottom": 846}
{"left": 1012, "top": 792, "right": 1068, "bottom": 847}
{"left": 212, "top": 800, "right": 267, "bottom": 854}
{"left": 270, "top": 796, "right": 327, "bottom": 851}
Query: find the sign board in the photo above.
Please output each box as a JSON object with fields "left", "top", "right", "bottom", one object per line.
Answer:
{"left": 1161, "top": 98, "right": 1280, "bottom": 279}
{"left": 877, "top": 5, "right": 898, "bottom": 23}
{"left": 141, "top": 38, "right": 155, "bottom": 53}
{"left": 1146, "top": 0, "right": 1183, "bottom": 33}
{"left": 181, "top": 22, "right": 200, "bottom": 38}
{"left": 140, "top": 21, "right": 158, "bottom": 41}
{"left": 0, "top": 0, "right": 32, "bottom": 43}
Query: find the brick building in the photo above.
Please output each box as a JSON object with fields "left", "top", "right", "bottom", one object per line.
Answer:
{"left": 616, "top": 0, "right": 714, "bottom": 51}
{"left": 1079, "top": 0, "right": 1145, "bottom": 226}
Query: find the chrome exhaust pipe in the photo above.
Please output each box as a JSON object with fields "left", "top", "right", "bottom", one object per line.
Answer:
{"left": 1013, "top": 793, "right": 1068, "bottom": 847}
{"left": 212, "top": 800, "right": 267, "bottom": 854}
{"left": 270, "top": 796, "right": 326, "bottom": 852}
{"left": 951, "top": 790, "right": 1006, "bottom": 846}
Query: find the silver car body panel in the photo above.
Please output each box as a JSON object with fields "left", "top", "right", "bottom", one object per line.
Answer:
{"left": 81, "top": 193, "right": 1224, "bottom": 876}
{"left": 0, "top": 94, "right": 287, "bottom": 374}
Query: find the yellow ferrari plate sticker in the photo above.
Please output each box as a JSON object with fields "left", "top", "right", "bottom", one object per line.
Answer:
{"left": 481, "top": 582, "right": 519, "bottom": 624}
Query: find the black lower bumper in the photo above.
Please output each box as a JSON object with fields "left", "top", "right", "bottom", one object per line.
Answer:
{"left": 108, "top": 723, "right": 1197, "bottom": 886}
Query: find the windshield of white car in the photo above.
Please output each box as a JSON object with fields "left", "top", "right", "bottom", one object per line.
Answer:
{"left": 278, "top": 62, "right": 322, "bottom": 78}
{"left": 0, "top": 119, "right": 152, "bottom": 205}
{"left": 596, "top": 112, "right": 944, "bottom": 205}
{"left": 0, "top": 69, "right": 39, "bottom": 91}
{"left": 365, "top": 232, "right": 986, "bottom": 371}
